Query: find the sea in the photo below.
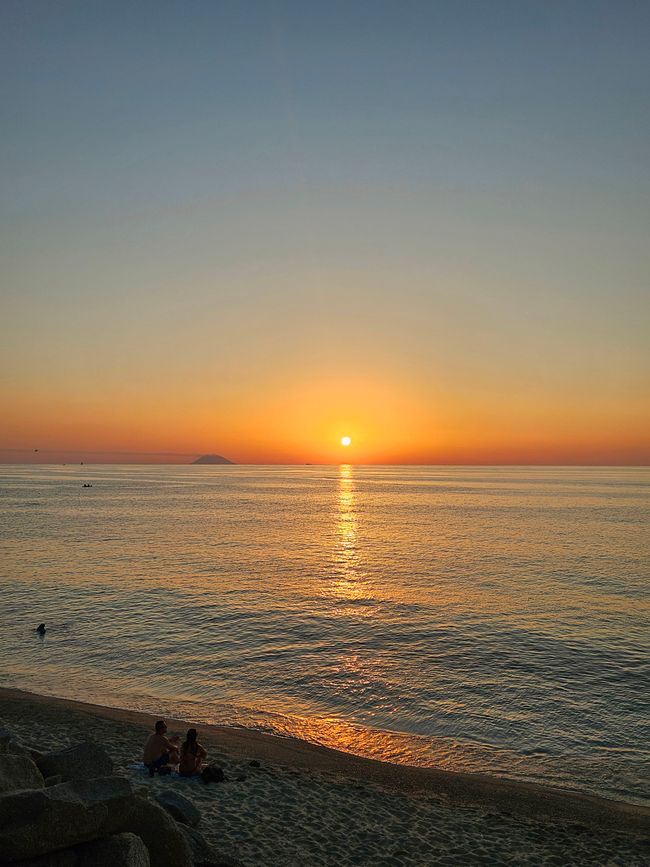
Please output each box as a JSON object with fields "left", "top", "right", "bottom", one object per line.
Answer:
{"left": 0, "top": 465, "right": 648, "bottom": 805}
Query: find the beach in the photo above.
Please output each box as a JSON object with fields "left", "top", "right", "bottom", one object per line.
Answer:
{"left": 1, "top": 688, "right": 648, "bottom": 866}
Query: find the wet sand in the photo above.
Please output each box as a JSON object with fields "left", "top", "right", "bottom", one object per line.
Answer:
{"left": 1, "top": 687, "right": 648, "bottom": 865}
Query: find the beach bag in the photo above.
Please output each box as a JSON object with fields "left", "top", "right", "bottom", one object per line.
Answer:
{"left": 201, "top": 764, "right": 224, "bottom": 784}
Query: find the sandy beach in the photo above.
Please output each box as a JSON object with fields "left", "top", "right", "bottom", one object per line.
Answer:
{"left": 0, "top": 687, "right": 648, "bottom": 866}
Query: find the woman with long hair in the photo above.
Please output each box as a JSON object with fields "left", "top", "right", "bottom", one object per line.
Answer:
{"left": 178, "top": 727, "right": 208, "bottom": 777}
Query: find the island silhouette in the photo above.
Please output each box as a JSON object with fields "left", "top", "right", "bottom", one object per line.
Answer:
{"left": 192, "top": 454, "right": 234, "bottom": 465}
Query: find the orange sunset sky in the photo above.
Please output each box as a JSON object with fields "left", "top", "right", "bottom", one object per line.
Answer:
{"left": 1, "top": 4, "right": 649, "bottom": 465}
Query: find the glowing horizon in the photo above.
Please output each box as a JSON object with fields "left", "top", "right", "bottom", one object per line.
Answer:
{"left": 1, "top": 4, "right": 648, "bottom": 466}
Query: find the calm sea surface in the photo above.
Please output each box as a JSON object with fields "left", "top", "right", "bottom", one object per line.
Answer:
{"left": 0, "top": 465, "right": 648, "bottom": 804}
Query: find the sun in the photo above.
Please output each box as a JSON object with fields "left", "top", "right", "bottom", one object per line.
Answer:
{"left": 341, "top": 436, "right": 352, "bottom": 447}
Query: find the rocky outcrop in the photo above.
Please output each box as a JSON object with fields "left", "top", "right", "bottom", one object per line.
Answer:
{"left": 0, "top": 729, "right": 240, "bottom": 867}
{"left": 0, "top": 776, "right": 133, "bottom": 861}
{"left": 17, "top": 832, "right": 151, "bottom": 866}
{"left": 44, "top": 774, "right": 64, "bottom": 787}
{"left": 36, "top": 741, "right": 113, "bottom": 781}
{"left": 154, "top": 789, "right": 201, "bottom": 826}
{"left": 116, "top": 793, "right": 193, "bottom": 867}
{"left": 77, "top": 833, "right": 151, "bottom": 867}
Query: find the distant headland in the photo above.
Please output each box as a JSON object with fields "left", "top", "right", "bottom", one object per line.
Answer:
{"left": 192, "top": 454, "right": 234, "bottom": 465}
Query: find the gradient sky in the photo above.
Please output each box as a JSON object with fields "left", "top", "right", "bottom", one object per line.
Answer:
{"left": 1, "top": 1, "right": 649, "bottom": 464}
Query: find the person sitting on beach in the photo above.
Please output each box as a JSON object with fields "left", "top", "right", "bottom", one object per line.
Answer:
{"left": 178, "top": 728, "right": 207, "bottom": 777}
{"left": 143, "top": 719, "right": 180, "bottom": 777}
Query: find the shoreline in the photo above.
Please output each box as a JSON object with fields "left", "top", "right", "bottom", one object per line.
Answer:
{"left": 2, "top": 686, "right": 648, "bottom": 836}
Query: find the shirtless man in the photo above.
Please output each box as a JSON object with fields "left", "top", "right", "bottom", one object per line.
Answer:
{"left": 143, "top": 720, "right": 180, "bottom": 776}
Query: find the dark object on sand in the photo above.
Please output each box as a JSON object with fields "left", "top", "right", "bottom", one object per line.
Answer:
{"left": 36, "top": 624, "right": 46, "bottom": 635}
{"left": 201, "top": 765, "right": 224, "bottom": 784}
{"left": 83, "top": 483, "right": 93, "bottom": 487}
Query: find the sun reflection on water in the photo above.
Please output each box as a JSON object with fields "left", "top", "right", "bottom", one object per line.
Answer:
{"left": 331, "top": 464, "right": 367, "bottom": 601}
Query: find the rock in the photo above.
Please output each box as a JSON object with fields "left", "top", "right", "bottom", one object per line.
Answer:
{"left": 0, "top": 775, "right": 133, "bottom": 862}
{"left": 36, "top": 741, "right": 113, "bottom": 781}
{"left": 76, "top": 832, "right": 151, "bottom": 867}
{"left": 154, "top": 790, "right": 201, "bottom": 827}
{"left": 13, "top": 848, "right": 78, "bottom": 866}
{"left": 115, "top": 794, "right": 192, "bottom": 867}
{"left": 45, "top": 774, "right": 63, "bottom": 787}
{"left": 179, "top": 826, "right": 241, "bottom": 867}
{"left": 70, "top": 775, "right": 135, "bottom": 831}
{"left": 17, "top": 832, "right": 151, "bottom": 867}
{"left": 22, "top": 744, "right": 45, "bottom": 762}
{"left": 0, "top": 754, "right": 44, "bottom": 793}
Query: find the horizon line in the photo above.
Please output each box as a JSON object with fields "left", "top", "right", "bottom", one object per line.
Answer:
{"left": 0, "top": 460, "right": 648, "bottom": 468}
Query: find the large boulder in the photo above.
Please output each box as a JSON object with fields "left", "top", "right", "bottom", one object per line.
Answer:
{"left": 66, "top": 776, "right": 136, "bottom": 830}
{"left": 113, "top": 795, "right": 192, "bottom": 867}
{"left": 21, "top": 744, "right": 45, "bottom": 762}
{"left": 154, "top": 790, "right": 201, "bottom": 827}
{"left": 16, "top": 832, "right": 151, "bottom": 867}
{"left": 8, "top": 848, "right": 78, "bottom": 867}
{"left": 44, "top": 774, "right": 64, "bottom": 787}
{"left": 36, "top": 741, "right": 113, "bottom": 781}
{"left": 0, "top": 775, "right": 133, "bottom": 862}
{"left": 0, "top": 754, "right": 44, "bottom": 793}
{"left": 179, "top": 826, "right": 241, "bottom": 867}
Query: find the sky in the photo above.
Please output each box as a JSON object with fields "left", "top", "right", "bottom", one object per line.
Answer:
{"left": 1, "top": 1, "right": 649, "bottom": 464}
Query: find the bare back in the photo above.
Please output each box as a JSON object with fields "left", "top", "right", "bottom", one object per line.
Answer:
{"left": 143, "top": 732, "right": 170, "bottom": 764}
{"left": 179, "top": 740, "right": 207, "bottom": 776}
